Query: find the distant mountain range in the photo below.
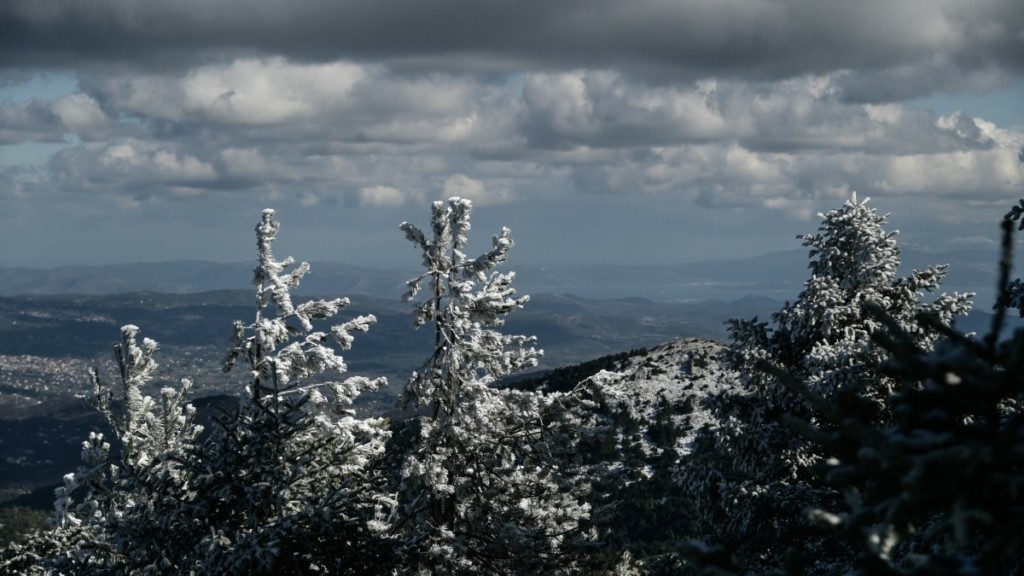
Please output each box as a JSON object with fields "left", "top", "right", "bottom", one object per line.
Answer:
{"left": 0, "top": 247, "right": 1009, "bottom": 304}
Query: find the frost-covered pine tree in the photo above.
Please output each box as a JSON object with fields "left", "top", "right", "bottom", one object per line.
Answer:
{"left": 181, "top": 208, "right": 395, "bottom": 574}
{"left": 3, "top": 209, "right": 399, "bottom": 575}
{"left": 1, "top": 325, "right": 202, "bottom": 575}
{"left": 796, "top": 210, "right": 1024, "bottom": 574}
{"left": 682, "top": 194, "right": 972, "bottom": 573}
{"left": 394, "top": 197, "right": 594, "bottom": 574}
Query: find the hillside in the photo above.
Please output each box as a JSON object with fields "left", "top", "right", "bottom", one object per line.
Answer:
{"left": 536, "top": 338, "right": 737, "bottom": 568}
{"left": 585, "top": 338, "right": 732, "bottom": 457}
{"left": 515, "top": 337, "right": 733, "bottom": 458}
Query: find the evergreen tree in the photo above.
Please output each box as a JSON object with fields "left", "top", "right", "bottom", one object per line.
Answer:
{"left": 1, "top": 325, "right": 202, "bottom": 575}
{"left": 681, "top": 194, "right": 972, "bottom": 573}
{"left": 999, "top": 198, "right": 1024, "bottom": 317}
{"left": 2, "top": 209, "right": 394, "bottom": 575}
{"left": 394, "top": 197, "right": 594, "bottom": 574}
{"left": 184, "top": 208, "right": 394, "bottom": 574}
{"left": 795, "top": 209, "right": 1024, "bottom": 575}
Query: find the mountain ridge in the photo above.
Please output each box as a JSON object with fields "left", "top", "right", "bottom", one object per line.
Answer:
{"left": 0, "top": 246, "right": 1008, "bottom": 303}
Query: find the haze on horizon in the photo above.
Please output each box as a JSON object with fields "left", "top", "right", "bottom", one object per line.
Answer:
{"left": 1, "top": 0, "right": 1022, "bottom": 270}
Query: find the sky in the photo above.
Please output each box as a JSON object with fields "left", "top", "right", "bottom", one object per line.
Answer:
{"left": 1, "top": 0, "right": 1023, "bottom": 272}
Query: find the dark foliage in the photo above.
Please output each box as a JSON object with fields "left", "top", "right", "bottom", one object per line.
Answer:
{"left": 506, "top": 347, "right": 648, "bottom": 393}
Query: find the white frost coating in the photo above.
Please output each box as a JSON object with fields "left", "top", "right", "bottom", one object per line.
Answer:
{"left": 395, "top": 197, "right": 593, "bottom": 573}
{"left": 678, "top": 193, "right": 974, "bottom": 573}
{"left": 24, "top": 209, "right": 392, "bottom": 574}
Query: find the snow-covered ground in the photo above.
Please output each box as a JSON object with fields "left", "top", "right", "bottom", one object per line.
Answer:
{"left": 584, "top": 337, "right": 735, "bottom": 461}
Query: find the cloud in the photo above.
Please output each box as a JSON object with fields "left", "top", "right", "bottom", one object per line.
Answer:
{"left": 0, "top": 99, "right": 64, "bottom": 144}
{"left": 734, "top": 80, "right": 998, "bottom": 154}
{"left": 47, "top": 138, "right": 217, "bottom": 198}
{"left": 441, "top": 173, "right": 488, "bottom": 203}
{"left": 683, "top": 144, "right": 1024, "bottom": 211}
{"left": 516, "top": 72, "right": 1002, "bottom": 155}
{"left": 440, "top": 172, "right": 520, "bottom": 206}
{"left": 51, "top": 92, "right": 109, "bottom": 139}
{"left": 0, "top": 1, "right": 1019, "bottom": 86}
{"left": 0, "top": 164, "right": 47, "bottom": 202}
{"left": 0, "top": 1, "right": 1022, "bottom": 269}
{"left": 88, "top": 57, "right": 366, "bottom": 125}
{"left": 358, "top": 185, "right": 412, "bottom": 207}
{"left": 834, "top": 61, "right": 1015, "bottom": 104}
{"left": 521, "top": 71, "right": 730, "bottom": 148}
{"left": 7, "top": 57, "right": 1018, "bottom": 219}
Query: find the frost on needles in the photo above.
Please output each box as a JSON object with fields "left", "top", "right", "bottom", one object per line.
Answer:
{"left": 680, "top": 193, "right": 974, "bottom": 574}
{"left": 0, "top": 203, "right": 607, "bottom": 576}
{"left": 394, "top": 197, "right": 596, "bottom": 575}
{"left": 1, "top": 209, "right": 395, "bottom": 575}
{"left": 202, "top": 207, "right": 393, "bottom": 574}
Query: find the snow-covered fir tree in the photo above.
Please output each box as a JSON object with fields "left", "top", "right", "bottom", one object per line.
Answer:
{"left": 2, "top": 209, "right": 395, "bottom": 575}
{"left": 1, "top": 325, "right": 202, "bottom": 575}
{"left": 394, "top": 197, "right": 595, "bottom": 575}
{"left": 681, "top": 194, "right": 972, "bottom": 574}
{"left": 185, "top": 208, "right": 394, "bottom": 574}
{"left": 796, "top": 210, "right": 1024, "bottom": 574}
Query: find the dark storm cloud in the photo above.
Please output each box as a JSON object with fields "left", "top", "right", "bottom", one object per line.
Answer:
{"left": 4, "top": 0, "right": 1022, "bottom": 89}
{"left": 834, "top": 62, "right": 1016, "bottom": 104}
